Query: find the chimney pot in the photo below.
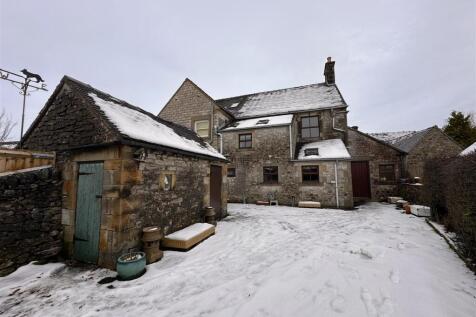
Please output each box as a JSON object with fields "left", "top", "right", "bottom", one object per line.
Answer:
{"left": 324, "top": 57, "right": 336, "bottom": 85}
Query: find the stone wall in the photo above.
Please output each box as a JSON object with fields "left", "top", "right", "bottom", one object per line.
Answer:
{"left": 293, "top": 108, "right": 348, "bottom": 147}
{"left": 0, "top": 167, "right": 62, "bottom": 276}
{"left": 159, "top": 79, "right": 216, "bottom": 144}
{"left": 158, "top": 79, "right": 233, "bottom": 151}
{"left": 62, "top": 145, "right": 227, "bottom": 269}
{"left": 21, "top": 83, "right": 118, "bottom": 152}
{"left": 131, "top": 151, "right": 227, "bottom": 235}
{"left": 347, "top": 128, "right": 403, "bottom": 201}
{"left": 223, "top": 126, "right": 353, "bottom": 208}
{"left": 405, "top": 127, "right": 462, "bottom": 179}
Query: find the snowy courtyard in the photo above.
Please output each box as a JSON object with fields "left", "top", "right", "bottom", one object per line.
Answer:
{"left": 1, "top": 203, "right": 475, "bottom": 317}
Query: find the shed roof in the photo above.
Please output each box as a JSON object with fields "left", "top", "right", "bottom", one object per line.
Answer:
{"left": 215, "top": 83, "right": 347, "bottom": 119}
{"left": 23, "top": 76, "right": 225, "bottom": 161}
{"left": 369, "top": 126, "right": 461, "bottom": 154}
{"left": 369, "top": 128, "right": 433, "bottom": 153}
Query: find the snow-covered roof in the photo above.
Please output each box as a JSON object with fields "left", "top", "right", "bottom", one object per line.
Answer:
{"left": 369, "top": 131, "right": 416, "bottom": 144}
{"left": 221, "top": 114, "right": 293, "bottom": 132}
{"left": 460, "top": 142, "right": 476, "bottom": 156}
{"left": 369, "top": 127, "right": 435, "bottom": 153}
{"left": 89, "top": 92, "right": 225, "bottom": 160}
{"left": 216, "top": 83, "right": 346, "bottom": 119}
{"left": 297, "top": 139, "right": 351, "bottom": 160}
{"left": 369, "top": 126, "right": 463, "bottom": 154}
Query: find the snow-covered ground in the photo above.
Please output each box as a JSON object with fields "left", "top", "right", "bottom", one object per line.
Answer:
{"left": 1, "top": 203, "right": 475, "bottom": 317}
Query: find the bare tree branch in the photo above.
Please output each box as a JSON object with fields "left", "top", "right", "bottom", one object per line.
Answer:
{"left": 0, "top": 109, "right": 16, "bottom": 142}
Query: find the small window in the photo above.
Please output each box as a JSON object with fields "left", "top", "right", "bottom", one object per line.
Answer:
{"left": 256, "top": 119, "right": 269, "bottom": 125}
{"left": 230, "top": 102, "right": 240, "bottom": 108}
{"left": 227, "top": 167, "right": 236, "bottom": 177}
{"left": 304, "top": 148, "right": 319, "bottom": 156}
{"left": 379, "top": 164, "right": 395, "bottom": 182}
{"left": 301, "top": 115, "right": 319, "bottom": 138}
{"left": 302, "top": 166, "right": 319, "bottom": 183}
{"left": 160, "top": 173, "right": 176, "bottom": 191}
{"left": 239, "top": 133, "right": 252, "bottom": 149}
{"left": 263, "top": 166, "right": 279, "bottom": 184}
{"left": 194, "top": 120, "right": 210, "bottom": 138}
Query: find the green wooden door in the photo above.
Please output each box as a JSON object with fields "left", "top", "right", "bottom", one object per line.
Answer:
{"left": 74, "top": 162, "right": 103, "bottom": 263}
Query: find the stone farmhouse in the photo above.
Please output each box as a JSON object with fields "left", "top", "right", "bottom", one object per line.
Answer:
{"left": 20, "top": 76, "right": 227, "bottom": 268}
{"left": 159, "top": 58, "right": 461, "bottom": 207}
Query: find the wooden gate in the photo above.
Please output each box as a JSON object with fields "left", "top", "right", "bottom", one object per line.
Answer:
{"left": 74, "top": 162, "right": 103, "bottom": 263}
{"left": 351, "top": 161, "right": 371, "bottom": 198}
{"left": 210, "top": 165, "right": 222, "bottom": 216}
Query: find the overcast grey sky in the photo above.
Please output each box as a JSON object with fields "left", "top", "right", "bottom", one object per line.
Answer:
{"left": 1, "top": 0, "right": 475, "bottom": 141}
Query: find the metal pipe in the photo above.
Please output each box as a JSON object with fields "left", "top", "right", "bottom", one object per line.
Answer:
{"left": 19, "top": 80, "right": 30, "bottom": 148}
{"left": 289, "top": 124, "right": 293, "bottom": 159}
{"left": 217, "top": 132, "right": 223, "bottom": 153}
{"left": 334, "top": 160, "right": 340, "bottom": 208}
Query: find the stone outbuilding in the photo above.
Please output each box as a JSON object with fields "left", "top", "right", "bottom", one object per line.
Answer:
{"left": 370, "top": 126, "right": 462, "bottom": 179}
{"left": 21, "top": 76, "right": 227, "bottom": 269}
{"left": 347, "top": 127, "right": 405, "bottom": 202}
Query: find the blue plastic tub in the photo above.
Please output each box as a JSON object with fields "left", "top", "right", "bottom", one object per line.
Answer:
{"left": 116, "top": 251, "right": 146, "bottom": 281}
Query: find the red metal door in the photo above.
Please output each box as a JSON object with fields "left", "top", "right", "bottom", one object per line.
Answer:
{"left": 210, "top": 165, "right": 222, "bottom": 216}
{"left": 351, "top": 161, "right": 371, "bottom": 198}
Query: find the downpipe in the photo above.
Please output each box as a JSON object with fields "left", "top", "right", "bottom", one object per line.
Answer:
{"left": 334, "top": 160, "right": 340, "bottom": 209}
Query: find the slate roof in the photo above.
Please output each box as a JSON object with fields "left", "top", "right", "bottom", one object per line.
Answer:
{"left": 368, "top": 131, "right": 416, "bottom": 144}
{"left": 24, "top": 76, "right": 225, "bottom": 161}
{"left": 215, "top": 83, "right": 347, "bottom": 119}
{"left": 370, "top": 127, "right": 435, "bottom": 153}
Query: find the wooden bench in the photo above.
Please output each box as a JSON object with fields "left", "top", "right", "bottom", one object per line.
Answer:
{"left": 161, "top": 223, "right": 215, "bottom": 250}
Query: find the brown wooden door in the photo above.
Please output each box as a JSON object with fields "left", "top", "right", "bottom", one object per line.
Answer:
{"left": 210, "top": 165, "right": 222, "bottom": 216}
{"left": 351, "top": 161, "right": 371, "bottom": 198}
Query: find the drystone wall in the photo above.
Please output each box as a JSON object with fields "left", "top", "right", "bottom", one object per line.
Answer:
{"left": 0, "top": 166, "right": 62, "bottom": 276}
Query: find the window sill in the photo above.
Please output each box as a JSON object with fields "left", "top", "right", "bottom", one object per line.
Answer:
{"left": 261, "top": 182, "right": 280, "bottom": 186}
{"left": 300, "top": 182, "right": 322, "bottom": 187}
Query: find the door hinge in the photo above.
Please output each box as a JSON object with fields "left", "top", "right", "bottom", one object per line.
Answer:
{"left": 74, "top": 235, "right": 88, "bottom": 242}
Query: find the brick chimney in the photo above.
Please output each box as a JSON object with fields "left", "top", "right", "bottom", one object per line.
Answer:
{"left": 324, "top": 57, "right": 336, "bottom": 85}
